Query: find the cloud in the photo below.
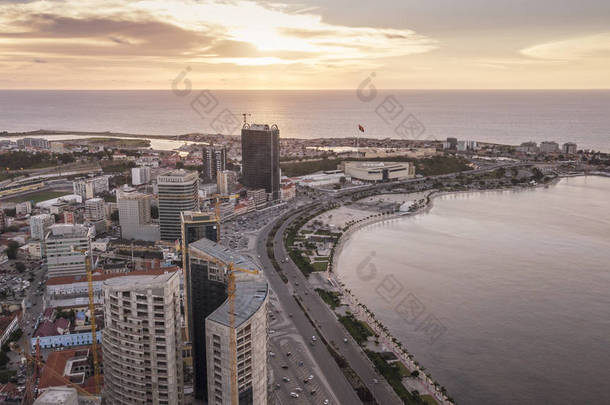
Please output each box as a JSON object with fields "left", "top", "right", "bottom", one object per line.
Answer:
{"left": 0, "top": 0, "right": 436, "bottom": 67}
{"left": 521, "top": 33, "right": 610, "bottom": 61}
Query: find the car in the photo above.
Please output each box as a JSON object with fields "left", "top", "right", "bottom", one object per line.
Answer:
{"left": 281, "top": 365, "right": 289, "bottom": 369}
{"left": 343, "top": 338, "right": 348, "bottom": 343}
{"left": 298, "top": 361, "right": 304, "bottom": 366}
{"left": 308, "top": 375, "right": 313, "bottom": 380}
{"left": 324, "top": 400, "right": 330, "bottom": 405}
{"left": 282, "top": 377, "right": 290, "bottom": 382}
{"left": 295, "top": 387, "right": 303, "bottom": 392}
{"left": 290, "top": 392, "right": 299, "bottom": 398}
{"left": 269, "top": 351, "right": 275, "bottom": 357}
{"left": 310, "top": 389, "right": 317, "bottom": 395}
{"left": 286, "top": 351, "right": 292, "bottom": 357}
{"left": 311, "top": 336, "right": 316, "bottom": 342}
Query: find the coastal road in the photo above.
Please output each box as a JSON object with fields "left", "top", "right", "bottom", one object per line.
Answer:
{"left": 253, "top": 218, "right": 363, "bottom": 405}
{"left": 256, "top": 206, "right": 403, "bottom": 405}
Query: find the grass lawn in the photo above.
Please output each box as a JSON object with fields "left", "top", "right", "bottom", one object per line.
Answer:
{"left": 312, "top": 261, "right": 328, "bottom": 272}
{"left": 420, "top": 395, "right": 439, "bottom": 405}
{"left": 315, "top": 288, "right": 342, "bottom": 309}
{"left": 339, "top": 314, "right": 374, "bottom": 345}
{"left": 395, "top": 361, "right": 411, "bottom": 377}
{"left": 6, "top": 190, "right": 69, "bottom": 203}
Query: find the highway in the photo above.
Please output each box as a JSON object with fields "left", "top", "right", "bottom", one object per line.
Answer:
{"left": 254, "top": 218, "right": 365, "bottom": 404}
{"left": 254, "top": 163, "right": 528, "bottom": 405}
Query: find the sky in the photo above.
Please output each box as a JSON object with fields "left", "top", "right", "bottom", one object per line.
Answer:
{"left": 0, "top": 0, "right": 609, "bottom": 89}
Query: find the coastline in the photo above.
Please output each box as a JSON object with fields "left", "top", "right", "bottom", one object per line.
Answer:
{"left": 326, "top": 177, "right": 567, "bottom": 405}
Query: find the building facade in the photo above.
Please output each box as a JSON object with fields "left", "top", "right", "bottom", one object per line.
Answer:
{"left": 341, "top": 161, "right": 415, "bottom": 182}
{"left": 84, "top": 198, "right": 105, "bottom": 222}
{"left": 102, "top": 272, "right": 184, "bottom": 405}
{"left": 241, "top": 124, "right": 280, "bottom": 201}
{"left": 158, "top": 170, "right": 199, "bottom": 242}
{"left": 73, "top": 176, "right": 109, "bottom": 201}
{"left": 203, "top": 146, "right": 227, "bottom": 181}
{"left": 30, "top": 214, "right": 55, "bottom": 240}
{"left": 187, "top": 238, "right": 268, "bottom": 404}
{"left": 540, "top": 141, "right": 560, "bottom": 154}
{"left": 132, "top": 166, "right": 152, "bottom": 186}
{"left": 217, "top": 170, "right": 237, "bottom": 195}
{"left": 117, "top": 189, "right": 159, "bottom": 242}
{"left": 562, "top": 142, "right": 577, "bottom": 155}
{"left": 44, "top": 224, "right": 88, "bottom": 279}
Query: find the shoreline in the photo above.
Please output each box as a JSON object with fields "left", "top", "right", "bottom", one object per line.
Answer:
{"left": 326, "top": 177, "right": 569, "bottom": 405}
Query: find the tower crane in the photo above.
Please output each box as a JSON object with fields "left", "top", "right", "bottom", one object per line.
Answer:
{"left": 72, "top": 232, "right": 101, "bottom": 395}
{"left": 210, "top": 193, "right": 240, "bottom": 241}
{"left": 20, "top": 346, "right": 100, "bottom": 403}
{"left": 196, "top": 253, "right": 259, "bottom": 405}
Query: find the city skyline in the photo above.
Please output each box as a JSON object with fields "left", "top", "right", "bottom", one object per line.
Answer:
{"left": 0, "top": 0, "right": 608, "bottom": 89}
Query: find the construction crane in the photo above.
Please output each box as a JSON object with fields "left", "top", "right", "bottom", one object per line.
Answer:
{"left": 199, "top": 254, "right": 259, "bottom": 405}
{"left": 241, "top": 113, "right": 251, "bottom": 126}
{"left": 20, "top": 346, "right": 100, "bottom": 403}
{"left": 210, "top": 193, "right": 240, "bottom": 241}
{"left": 72, "top": 232, "right": 101, "bottom": 395}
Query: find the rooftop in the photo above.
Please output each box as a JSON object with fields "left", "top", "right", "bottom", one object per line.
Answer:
{"left": 46, "top": 268, "right": 179, "bottom": 286}
{"left": 102, "top": 271, "right": 178, "bottom": 289}
{"left": 189, "top": 238, "right": 268, "bottom": 328}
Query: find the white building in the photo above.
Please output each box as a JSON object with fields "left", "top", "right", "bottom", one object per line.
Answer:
{"left": 117, "top": 189, "right": 159, "bottom": 242}
{"left": 540, "top": 141, "right": 560, "bottom": 154}
{"left": 15, "top": 201, "right": 32, "bottom": 216}
{"left": 102, "top": 272, "right": 184, "bottom": 405}
{"left": 44, "top": 224, "right": 89, "bottom": 279}
{"left": 217, "top": 170, "right": 237, "bottom": 195}
{"left": 131, "top": 166, "right": 151, "bottom": 186}
{"left": 72, "top": 176, "right": 109, "bottom": 201}
{"left": 84, "top": 198, "right": 105, "bottom": 222}
{"left": 562, "top": 142, "right": 577, "bottom": 155}
{"left": 30, "top": 213, "right": 55, "bottom": 240}
{"left": 341, "top": 161, "right": 415, "bottom": 182}
{"left": 158, "top": 170, "right": 199, "bottom": 242}
{"left": 296, "top": 171, "right": 347, "bottom": 187}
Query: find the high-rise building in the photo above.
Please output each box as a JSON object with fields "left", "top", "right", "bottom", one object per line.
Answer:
{"left": 241, "top": 123, "right": 280, "bottom": 200}
{"left": 117, "top": 189, "right": 159, "bottom": 242}
{"left": 30, "top": 213, "right": 55, "bottom": 240}
{"left": 44, "top": 224, "right": 89, "bottom": 278}
{"left": 158, "top": 170, "right": 199, "bottom": 242}
{"left": 216, "top": 170, "right": 237, "bottom": 195}
{"left": 73, "top": 176, "right": 109, "bottom": 201}
{"left": 0, "top": 210, "right": 5, "bottom": 233}
{"left": 131, "top": 166, "right": 151, "bottom": 185}
{"left": 203, "top": 146, "right": 226, "bottom": 181}
{"left": 102, "top": 272, "right": 184, "bottom": 405}
{"left": 84, "top": 198, "right": 105, "bottom": 222}
{"left": 180, "top": 211, "right": 218, "bottom": 339}
{"left": 562, "top": 142, "right": 578, "bottom": 155}
{"left": 187, "top": 238, "right": 268, "bottom": 403}
{"left": 540, "top": 141, "right": 560, "bottom": 154}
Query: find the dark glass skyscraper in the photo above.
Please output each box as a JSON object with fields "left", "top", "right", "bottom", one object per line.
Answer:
{"left": 241, "top": 123, "right": 280, "bottom": 200}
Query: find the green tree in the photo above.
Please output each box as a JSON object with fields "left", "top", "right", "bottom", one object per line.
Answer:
{"left": 6, "top": 241, "right": 19, "bottom": 260}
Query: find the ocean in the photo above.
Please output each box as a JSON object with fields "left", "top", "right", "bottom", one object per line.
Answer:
{"left": 336, "top": 176, "right": 610, "bottom": 405}
{"left": 1, "top": 90, "right": 609, "bottom": 152}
